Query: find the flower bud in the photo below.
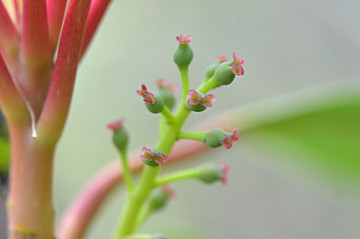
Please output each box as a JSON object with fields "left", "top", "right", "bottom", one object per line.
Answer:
{"left": 204, "top": 128, "right": 238, "bottom": 149}
{"left": 107, "top": 119, "right": 128, "bottom": 153}
{"left": 215, "top": 63, "right": 235, "bottom": 86}
{"left": 203, "top": 56, "right": 228, "bottom": 82}
{"left": 204, "top": 63, "right": 219, "bottom": 82}
{"left": 185, "top": 90, "right": 216, "bottom": 112}
{"left": 148, "top": 186, "right": 173, "bottom": 212}
{"left": 145, "top": 94, "right": 164, "bottom": 114}
{"left": 140, "top": 147, "right": 169, "bottom": 167}
{"left": 196, "top": 163, "right": 229, "bottom": 185}
{"left": 173, "top": 35, "right": 193, "bottom": 67}
{"left": 155, "top": 79, "right": 177, "bottom": 110}
{"left": 203, "top": 129, "right": 227, "bottom": 148}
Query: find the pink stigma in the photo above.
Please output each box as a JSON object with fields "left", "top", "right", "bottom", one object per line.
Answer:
{"left": 107, "top": 118, "right": 125, "bottom": 131}
{"left": 176, "top": 35, "right": 192, "bottom": 45}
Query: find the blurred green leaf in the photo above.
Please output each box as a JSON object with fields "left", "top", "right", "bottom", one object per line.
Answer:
{"left": 0, "top": 110, "right": 9, "bottom": 173}
{"left": 231, "top": 84, "right": 360, "bottom": 190}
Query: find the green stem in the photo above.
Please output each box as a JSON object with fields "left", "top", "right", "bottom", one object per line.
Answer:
{"left": 161, "top": 106, "right": 175, "bottom": 124}
{"left": 155, "top": 168, "right": 199, "bottom": 186}
{"left": 178, "top": 131, "right": 206, "bottom": 141}
{"left": 133, "top": 204, "right": 152, "bottom": 229}
{"left": 179, "top": 66, "right": 190, "bottom": 99}
{"left": 112, "top": 96, "right": 192, "bottom": 238}
{"left": 120, "top": 150, "right": 134, "bottom": 192}
{"left": 197, "top": 76, "right": 217, "bottom": 94}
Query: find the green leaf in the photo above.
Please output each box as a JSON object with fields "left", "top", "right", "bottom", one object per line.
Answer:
{"left": 0, "top": 110, "right": 9, "bottom": 173}
{"left": 229, "top": 84, "right": 360, "bottom": 191}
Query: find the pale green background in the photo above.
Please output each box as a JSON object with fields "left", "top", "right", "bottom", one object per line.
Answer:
{"left": 32, "top": 0, "right": 360, "bottom": 238}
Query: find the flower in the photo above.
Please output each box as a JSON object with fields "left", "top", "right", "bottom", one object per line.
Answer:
{"left": 231, "top": 52, "right": 245, "bottom": 76}
{"left": 107, "top": 118, "right": 125, "bottom": 131}
{"left": 176, "top": 35, "right": 192, "bottom": 45}
{"left": 217, "top": 55, "right": 228, "bottom": 63}
{"left": 221, "top": 129, "right": 239, "bottom": 149}
{"left": 187, "top": 90, "right": 216, "bottom": 108}
{"left": 140, "top": 147, "right": 169, "bottom": 166}
{"left": 221, "top": 163, "right": 230, "bottom": 185}
{"left": 137, "top": 84, "right": 155, "bottom": 104}
{"left": 155, "top": 79, "right": 178, "bottom": 92}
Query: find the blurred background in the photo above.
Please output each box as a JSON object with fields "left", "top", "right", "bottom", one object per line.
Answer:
{"left": 1, "top": 0, "right": 360, "bottom": 238}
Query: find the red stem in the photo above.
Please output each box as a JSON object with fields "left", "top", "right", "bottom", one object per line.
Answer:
{"left": 0, "top": 53, "right": 27, "bottom": 122}
{"left": 47, "top": 0, "right": 68, "bottom": 54}
{"left": 7, "top": 121, "right": 56, "bottom": 239}
{"left": 20, "top": 0, "right": 51, "bottom": 67}
{"left": 0, "top": 1, "right": 20, "bottom": 65}
{"left": 80, "top": 0, "right": 112, "bottom": 59}
{"left": 37, "top": 0, "right": 92, "bottom": 146}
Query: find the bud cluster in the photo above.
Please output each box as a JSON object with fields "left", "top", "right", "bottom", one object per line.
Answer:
{"left": 107, "top": 34, "right": 244, "bottom": 237}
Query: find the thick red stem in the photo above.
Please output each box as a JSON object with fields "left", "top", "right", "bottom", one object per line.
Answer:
{"left": 0, "top": 53, "right": 27, "bottom": 122}
{"left": 20, "top": 0, "right": 50, "bottom": 66}
{"left": 7, "top": 121, "right": 56, "bottom": 239}
{"left": 0, "top": 1, "right": 20, "bottom": 66}
{"left": 47, "top": 0, "right": 68, "bottom": 54}
{"left": 37, "top": 0, "right": 92, "bottom": 146}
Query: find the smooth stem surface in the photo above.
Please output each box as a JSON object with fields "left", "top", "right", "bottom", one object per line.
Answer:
{"left": 179, "top": 66, "right": 190, "bottom": 99}
{"left": 197, "top": 76, "right": 217, "bottom": 94}
{"left": 7, "top": 122, "right": 55, "bottom": 239}
{"left": 155, "top": 168, "right": 199, "bottom": 186}
{"left": 178, "top": 131, "right": 206, "bottom": 141}
{"left": 161, "top": 106, "right": 175, "bottom": 124}
{"left": 133, "top": 204, "right": 152, "bottom": 229}
{"left": 120, "top": 150, "right": 133, "bottom": 192}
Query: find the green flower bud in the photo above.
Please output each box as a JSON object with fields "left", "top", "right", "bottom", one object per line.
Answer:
{"left": 215, "top": 63, "right": 235, "bottom": 86}
{"left": 203, "top": 129, "right": 227, "bottom": 148}
{"left": 140, "top": 147, "right": 169, "bottom": 167}
{"left": 185, "top": 90, "right": 216, "bottom": 112}
{"left": 173, "top": 44, "right": 194, "bottom": 67}
{"left": 107, "top": 119, "right": 128, "bottom": 153}
{"left": 185, "top": 91, "right": 206, "bottom": 112}
{"left": 145, "top": 94, "right": 164, "bottom": 114}
{"left": 204, "top": 63, "right": 219, "bottom": 82}
{"left": 148, "top": 187, "right": 170, "bottom": 212}
{"left": 197, "top": 163, "right": 224, "bottom": 184}
{"left": 158, "top": 88, "right": 175, "bottom": 110}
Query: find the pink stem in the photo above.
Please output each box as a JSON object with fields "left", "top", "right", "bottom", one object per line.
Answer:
{"left": 36, "top": 0, "right": 92, "bottom": 146}
{"left": 79, "top": 0, "right": 112, "bottom": 59}
{"left": 7, "top": 121, "right": 56, "bottom": 239}
{"left": 47, "top": 0, "right": 68, "bottom": 54}
{"left": 20, "top": 0, "right": 51, "bottom": 67}
{"left": 0, "top": 53, "right": 27, "bottom": 122}
{"left": 0, "top": 1, "right": 20, "bottom": 64}
{"left": 57, "top": 120, "right": 228, "bottom": 239}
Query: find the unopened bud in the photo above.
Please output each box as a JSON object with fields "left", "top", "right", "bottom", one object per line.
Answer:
{"left": 196, "top": 163, "right": 229, "bottom": 185}
{"left": 215, "top": 63, "right": 235, "bottom": 86}
{"left": 145, "top": 94, "right": 164, "bottom": 114}
{"left": 148, "top": 186, "right": 174, "bottom": 212}
{"left": 140, "top": 147, "right": 169, "bottom": 167}
{"left": 185, "top": 90, "right": 216, "bottom": 112}
{"left": 173, "top": 35, "right": 193, "bottom": 67}
{"left": 203, "top": 128, "right": 239, "bottom": 149}
{"left": 107, "top": 119, "right": 128, "bottom": 153}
